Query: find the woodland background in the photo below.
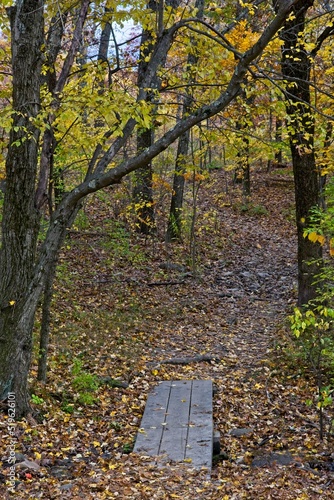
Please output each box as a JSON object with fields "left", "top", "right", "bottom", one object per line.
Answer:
{"left": 1, "top": 0, "right": 334, "bottom": 498}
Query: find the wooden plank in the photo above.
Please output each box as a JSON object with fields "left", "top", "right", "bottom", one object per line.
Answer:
{"left": 159, "top": 381, "right": 192, "bottom": 461}
{"left": 133, "top": 381, "right": 171, "bottom": 455}
{"left": 185, "top": 380, "right": 213, "bottom": 468}
{"left": 134, "top": 380, "right": 213, "bottom": 471}
{"left": 164, "top": 380, "right": 192, "bottom": 427}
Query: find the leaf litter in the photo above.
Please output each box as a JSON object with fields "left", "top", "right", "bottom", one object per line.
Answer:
{"left": 1, "top": 167, "right": 334, "bottom": 499}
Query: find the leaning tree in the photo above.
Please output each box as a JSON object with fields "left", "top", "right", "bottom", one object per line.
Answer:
{"left": 0, "top": 0, "right": 300, "bottom": 417}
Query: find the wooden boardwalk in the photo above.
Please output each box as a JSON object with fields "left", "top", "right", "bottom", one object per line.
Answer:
{"left": 133, "top": 380, "right": 213, "bottom": 470}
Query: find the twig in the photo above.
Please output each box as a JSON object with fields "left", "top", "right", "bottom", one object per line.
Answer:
{"left": 265, "top": 369, "right": 278, "bottom": 406}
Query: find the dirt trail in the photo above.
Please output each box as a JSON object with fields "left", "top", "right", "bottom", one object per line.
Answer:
{"left": 141, "top": 169, "right": 334, "bottom": 498}
{"left": 2, "top": 169, "right": 333, "bottom": 500}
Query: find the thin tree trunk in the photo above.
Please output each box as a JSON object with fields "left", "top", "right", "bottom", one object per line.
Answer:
{"left": 275, "top": 118, "right": 283, "bottom": 165}
{"left": 166, "top": 0, "right": 204, "bottom": 242}
{"left": 319, "top": 121, "right": 332, "bottom": 209}
{"left": 37, "top": 261, "right": 57, "bottom": 383}
{"left": 36, "top": 4, "right": 90, "bottom": 382}
{"left": 165, "top": 129, "right": 189, "bottom": 241}
{"left": 132, "top": 1, "right": 158, "bottom": 234}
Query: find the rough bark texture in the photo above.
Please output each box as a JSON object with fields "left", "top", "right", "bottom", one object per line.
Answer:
{"left": 132, "top": 0, "right": 158, "bottom": 234}
{"left": 166, "top": 0, "right": 204, "bottom": 243}
{"left": 166, "top": 129, "right": 189, "bottom": 241}
{"left": 0, "top": 0, "right": 45, "bottom": 415}
{"left": 278, "top": 0, "right": 322, "bottom": 305}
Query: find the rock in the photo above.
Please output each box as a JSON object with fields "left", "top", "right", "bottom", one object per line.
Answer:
{"left": 213, "top": 430, "right": 221, "bottom": 455}
{"left": 15, "top": 453, "right": 26, "bottom": 462}
{"left": 257, "top": 272, "right": 270, "bottom": 279}
{"left": 229, "top": 428, "right": 253, "bottom": 437}
{"left": 240, "top": 271, "right": 252, "bottom": 279}
{"left": 251, "top": 452, "right": 295, "bottom": 467}
{"left": 50, "top": 466, "right": 73, "bottom": 479}
{"left": 159, "top": 262, "right": 185, "bottom": 272}
{"left": 59, "top": 483, "right": 74, "bottom": 491}
{"left": 98, "top": 377, "right": 129, "bottom": 388}
{"left": 16, "top": 459, "right": 41, "bottom": 471}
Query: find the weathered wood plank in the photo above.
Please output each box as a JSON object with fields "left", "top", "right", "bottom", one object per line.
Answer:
{"left": 185, "top": 380, "right": 213, "bottom": 467}
{"left": 133, "top": 381, "right": 171, "bottom": 455}
{"left": 159, "top": 380, "right": 192, "bottom": 461}
{"left": 133, "top": 380, "right": 213, "bottom": 471}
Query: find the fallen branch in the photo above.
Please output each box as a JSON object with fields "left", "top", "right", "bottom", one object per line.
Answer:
{"left": 148, "top": 354, "right": 220, "bottom": 366}
{"left": 146, "top": 280, "right": 185, "bottom": 287}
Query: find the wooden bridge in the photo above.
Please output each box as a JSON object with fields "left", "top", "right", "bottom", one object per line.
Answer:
{"left": 133, "top": 380, "right": 216, "bottom": 472}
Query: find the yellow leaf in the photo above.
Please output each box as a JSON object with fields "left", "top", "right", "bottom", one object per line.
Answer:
{"left": 9, "top": 300, "right": 15, "bottom": 306}
{"left": 183, "top": 458, "right": 192, "bottom": 463}
{"left": 151, "top": 369, "right": 159, "bottom": 376}
{"left": 308, "top": 231, "right": 319, "bottom": 243}
{"left": 330, "top": 238, "right": 334, "bottom": 257}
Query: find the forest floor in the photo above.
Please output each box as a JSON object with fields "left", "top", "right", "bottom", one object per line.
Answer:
{"left": 1, "top": 166, "right": 334, "bottom": 499}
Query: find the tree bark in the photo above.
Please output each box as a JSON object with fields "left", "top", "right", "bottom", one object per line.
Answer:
{"left": 278, "top": 0, "right": 322, "bottom": 305}
{"left": 132, "top": 0, "right": 159, "bottom": 235}
{"left": 166, "top": 0, "right": 204, "bottom": 242}
{"left": 0, "top": 0, "right": 45, "bottom": 416}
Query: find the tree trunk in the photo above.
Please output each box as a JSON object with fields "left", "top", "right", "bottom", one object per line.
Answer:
{"left": 133, "top": 128, "right": 155, "bottom": 234}
{"left": 166, "top": 129, "right": 189, "bottom": 241}
{"left": 278, "top": 0, "right": 322, "bottom": 305}
{"left": 133, "top": 0, "right": 182, "bottom": 234}
{"left": 37, "top": 261, "right": 57, "bottom": 383}
{"left": 0, "top": 0, "right": 45, "bottom": 416}
{"left": 275, "top": 118, "right": 283, "bottom": 165}
{"left": 132, "top": 1, "right": 157, "bottom": 235}
{"left": 166, "top": 0, "right": 204, "bottom": 242}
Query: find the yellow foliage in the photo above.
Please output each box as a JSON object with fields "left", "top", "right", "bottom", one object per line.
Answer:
{"left": 330, "top": 238, "right": 334, "bottom": 257}
{"left": 226, "top": 20, "right": 257, "bottom": 53}
{"left": 305, "top": 231, "right": 325, "bottom": 245}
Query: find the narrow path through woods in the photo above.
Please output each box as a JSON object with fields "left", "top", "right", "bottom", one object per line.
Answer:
{"left": 2, "top": 168, "right": 334, "bottom": 499}
{"left": 129, "top": 169, "right": 334, "bottom": 498}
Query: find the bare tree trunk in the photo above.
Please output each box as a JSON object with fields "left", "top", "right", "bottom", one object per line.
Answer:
{"left": 278, "top": 0, "right": 322, "bottom": 305}
{"left": 0, "top": 0, "right": 45, "bottom": 416}
{"left": 133, "top": 0, "right": 181, "bottom": 234}
{"left": 166, "top": 0, "right": 204, "bottom": 242}
{"left": 166, "top": 128, "right": 189, "bottom": 242}
{"left": 37, "top": 264, "right": 56, "bottom": 383}
{"left": 132, "top": 1, "right": 158, "bottom": 235}
{"left": 275, "top": 118, "right": 283, "bottom": 165}
{"left": 36, "top": 3, "right": 90, "bottom": 384}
